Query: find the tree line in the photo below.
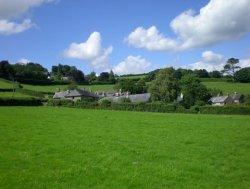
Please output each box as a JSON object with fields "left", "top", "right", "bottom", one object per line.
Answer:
{"left": 0, "top": 61, "right": 116, "bottom": 85}
{"left": 0, "top": 58, "right": 249, "bottom": 86}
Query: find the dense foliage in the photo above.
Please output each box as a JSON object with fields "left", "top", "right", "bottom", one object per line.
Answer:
{"left": 0, "top": 97, "right": 43, "bottom": 106}
{"left": 115, "top": 78, "right": 147, "bottom": 94}
{"left": 149, "top": 68, "right": 180, "bottom": 103}
{"left": 180, "top": 74, "right": 211, "bottom": 108}
{"left": 235, "top": 67, "right": 250, "bottom": 83}
{"left": 51, "top": 64, "right": 85, "bottom": 83}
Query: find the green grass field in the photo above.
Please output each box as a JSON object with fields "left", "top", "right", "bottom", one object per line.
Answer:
{"left": 0, "top": 79, "right": 13, "bottom": 89}
{"left": 22, "top": 83, "right": 115, "bottom": 93}
{"left": 0, "top": 92, "right": 33, "bottom": 98}
{"left": 0, "top": 107, "right": 249, "bottom": 188}
{"left": 203, "top": 82, "right": 250, "bottom": 95}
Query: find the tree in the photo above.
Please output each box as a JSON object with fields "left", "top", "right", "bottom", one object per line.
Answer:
{"left": 149, "top": 68, "right": 180, "bottom": 103}
{"left": 88, "top": 71, "right": 97, "bottom": 83}
{"left": 109, "top": 70, "right": 116, "bottom": 84}
{"left": 194, "top": 69, "right": 210, "bottom": 78}
{"left": 0, "top": 60, "right": 14, "bottom": 79}
{"left": 98, "top": 72, "right": 110, "bottom": 82}
{"left": 13, "top": 62, "right": 49, "bottom": 84}
{"left": 235, "top": 67, "right": 250, "bottom": 83}
{"left": 209, "top": 71, "right": 222, "bottom": 78}
{"left": 51, "top": 64, "right": 85, "bottom": 83}
{"left": 222, "top": 58, "right": 241, "bottom": 80}
{"left": 180, "top": 74, "right": 211, "bottom": 108}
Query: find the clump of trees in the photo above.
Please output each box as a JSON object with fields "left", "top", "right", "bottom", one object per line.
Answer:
{"left": 149, "top": 68, "right": 180, "bottom": 103}
{"left": 0, "top": 60, "right": 49, "bottom": 84}
{"left": 235, "top": 67, "right": 250, "bottom": 83}
{"left": 115, "top": 78, "right": 147, "bottom": 94}
{"left": 52, "top": 64, "right": 85, "bottom": 83}
{"left": 149, "top": 68, "right": 211, "bottom": 108}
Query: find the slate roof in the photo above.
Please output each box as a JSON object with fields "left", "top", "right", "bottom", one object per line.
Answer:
{"left": 210, "top": 96, "right": 229, "bottom": 103}
{"left": 53, "top": 89, "right": 98, "bottom": 99}
{"left": 100, "top": 93, "right": 151, "bottom": 103}
{"left": 53, "top": 91, "right": 68, "bottom": 99}
{"left": 230, "top": 93, "right": 241, "bottom": 101}
{"left": 128, "top": 93, "right": 151, "bottom": 103}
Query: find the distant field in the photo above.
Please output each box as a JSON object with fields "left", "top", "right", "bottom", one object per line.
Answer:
{"left": 0, "top": 92, "right": 33, "bottom": 98}
{"left": 1, "top": 78, "right": 250, "bottom": 96}
{"left": 0, "top": 79, "right": 13, "bottom": 89}
{"left": 0, "top": 107, "right": 249, "bottom": 188}
{"left": 23, "top": 84, "right": 115, "bottom": 93}
{"left": 203, "top": 81, "right": 250, "bottom": 95}
{"left": 118, "top": 75, "right": 147, "bottom": 79}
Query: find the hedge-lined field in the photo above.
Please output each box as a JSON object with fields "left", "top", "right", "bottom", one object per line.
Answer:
{"left": 0, "top": 78, "right": 13, "bottom": 89}
{"left": 22, "top": 83, "right": 115, "bottom": 93}
{"left": 203, "top": 81, "right": 250, "bottom": 95}
{"left": 0, "top": 107, "right": 249, "bottom": 188}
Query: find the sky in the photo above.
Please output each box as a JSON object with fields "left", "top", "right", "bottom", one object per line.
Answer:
{"left": 0, "top": 0, "right": 250, "bottom": 75}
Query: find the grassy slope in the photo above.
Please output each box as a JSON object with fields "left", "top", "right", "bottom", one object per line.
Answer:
{"left": 203, "top": 82, "right": 250, "bottom": 95}
{"left": 0, "top": 107, "right": 249, "bottom": 188}
{"left": 22, "top": 84, "right": 115, "bottom": 93}
{"left": 0, "top": 92, "right": 33, "bottom": 98}
{"left": 0, "top": 78, "right": 13, "bottom": 89}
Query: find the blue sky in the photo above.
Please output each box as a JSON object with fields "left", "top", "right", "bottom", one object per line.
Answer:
{"left": 0, "top": 0, "right": 249, "bottom": 74}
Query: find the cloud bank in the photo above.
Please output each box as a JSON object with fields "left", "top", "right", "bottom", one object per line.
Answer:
{"left": 189, "top": 51, "right": 250, "bottom": 71}
{"left": 126, "top": 0, "right": 250, "bottom": 51}
{"left": 0, "top": 0, "right": 57, "bottom": 35}
{"left": 113, "top": 55, "right": 151, "bottom": 75}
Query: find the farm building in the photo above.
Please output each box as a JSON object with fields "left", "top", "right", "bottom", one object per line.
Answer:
{"left": 210, "top": 92, "right": 242, "bottom": 106}
{"left": 99, "top": 93, "right": 151, "bottom": 103}
{"left": 53, "top": 89, "right": 98, "bottom": 101}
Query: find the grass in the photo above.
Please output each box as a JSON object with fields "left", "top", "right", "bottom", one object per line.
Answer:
{"left": 0, "top": 78, "right": 13, "bottom": 89}
{"left": 0, "top": 92, "right": 34, "bottom": 98}
{"left": 203, "top": 81, "right": 250, "bottom": 95}
{"left": 22, "top": 84, "right": 115, "bottom": 93}
{"left": 0, "top": 107, "right": 249, "bottom": 188}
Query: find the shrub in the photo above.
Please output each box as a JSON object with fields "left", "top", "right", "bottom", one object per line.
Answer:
{"left": 99, "top": 99, "right": 112, "bottom": 108}
{"left": 0, "top": 97, "right": 43, "bottom": 106}
{"left": 199, "top": 105, "right": 250, "bottom": 115}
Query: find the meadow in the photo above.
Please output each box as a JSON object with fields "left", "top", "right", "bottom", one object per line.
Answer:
{"left": 1, "top": 78, "right": 250, "bottom": 98}
{"left": 22, "top": 83, "right": 115, "bottom": 93}
{"left": 203, "top": 82, "right": 250, "bottom": 95}
{"left": 0, "top": 107, "right": 249, "bottom": 188}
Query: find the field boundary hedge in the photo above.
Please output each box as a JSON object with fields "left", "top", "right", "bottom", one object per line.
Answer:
{"left": 47, "top": 99, "right": 250, "bottom": 115}
{"left": 0, "top": 97, "right": 43, "bottom": 106}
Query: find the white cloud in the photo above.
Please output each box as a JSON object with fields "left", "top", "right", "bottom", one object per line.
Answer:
{"left": 17, "top": 58, "right": 30, "bottom": 65}
{"left": 189, "top": 51, "right": 250, "bottom": 71}
{"left": 113, "top": 55, "right": 151, "bottom": 75}
{"left": 0, "top": 0, "right": 56, "bottom": 19}
{"left": 239, "top": 59, "right": 250, "bottom": 68}
{"left": 125, "top": 26, "right": 178, "bottom": 51}
{"left": 0, "top": 19, "right": 32, "bottom": 35}
{"left": 189, "top": 51, "right": 225, "bottom": 71}
{"left": 126, "top": 0, "right": 250, "bottom": 51}
{"left": 0, "top": 0, "right": 56, "bottom": 35}
{"left": 64, "top": 31, "right": 113, "bottom": 69}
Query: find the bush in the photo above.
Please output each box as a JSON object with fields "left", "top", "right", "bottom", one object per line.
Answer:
{"left": 199, "top": 105, "right": 250, "bottom": 115}
{"left": 119, "top": 97, "right": 131, "bottom": 103}
{"left": 100, "top": 99, "right": 112, "bottom": 108}
{"left": 235, "top": 67, "right": 250, "bottom": 83}
{"left": 46, "top": 99, "right": 250, "bottom": 115}
{"left": 0, "top": 97, "right": 43, "bottom": 106}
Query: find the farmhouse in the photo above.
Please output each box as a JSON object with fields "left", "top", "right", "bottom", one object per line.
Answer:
{"left": 210, "top": 92, "right": 242, "bottom": 106}
{"left": 53, "top": 89, "right": 98, "bottom": 101}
